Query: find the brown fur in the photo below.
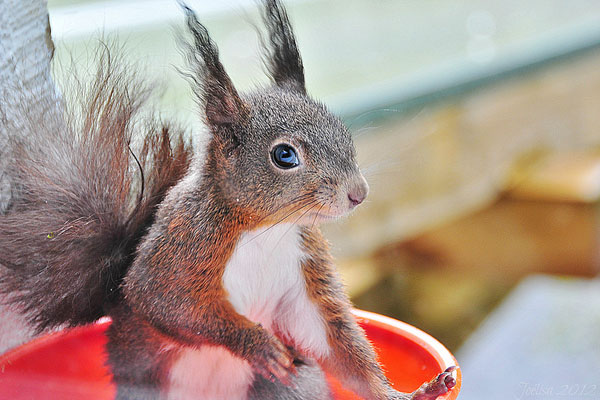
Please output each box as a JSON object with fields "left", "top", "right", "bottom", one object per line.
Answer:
{"left": 0, "top": 48, "right": 192, "bottom": 331}
{"left": 300, "top": 227, "right": 400, "bottom": 400}
{"left": 122, "top": 165, "right": 294, "bottom": 381}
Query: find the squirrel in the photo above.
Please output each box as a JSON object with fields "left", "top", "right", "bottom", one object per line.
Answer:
{"left": 0, "top": 1, "right": 456, "bottom": 399}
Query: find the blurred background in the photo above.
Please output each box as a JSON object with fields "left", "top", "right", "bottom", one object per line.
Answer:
{"left": 47, "top": 0, "right": 600, "bottom": 398}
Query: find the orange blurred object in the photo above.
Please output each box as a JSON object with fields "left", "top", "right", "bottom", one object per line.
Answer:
{"left": 0, "top": 310, "right": 460, "bottom": 399}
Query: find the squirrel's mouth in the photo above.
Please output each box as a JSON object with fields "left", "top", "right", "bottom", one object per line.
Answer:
{"left": 276, "top": 193, "right": 363, "bottom": 226}
{"left": 307, "top": 212, "right": 340, "bottom": 223}
{"left": 301, "top": 208, "right": 353, "bottom": 225}
{"left": 300, "top": 194, "right": 367, "bottom": 224}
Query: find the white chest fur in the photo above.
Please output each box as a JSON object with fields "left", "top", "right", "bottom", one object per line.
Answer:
{"left": 223, "top": 224, "right": 329, "bottom": 355}
{"left": 168, "top": 224, "right": 330, "bottom": 399}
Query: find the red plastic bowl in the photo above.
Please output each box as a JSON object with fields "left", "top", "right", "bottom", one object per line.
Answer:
{"left": 0, "top": 310, "right": 460, "bottom": 399}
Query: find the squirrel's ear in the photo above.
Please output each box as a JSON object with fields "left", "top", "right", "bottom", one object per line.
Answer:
{"left": 183, "top": 5, "right": 249, "bottom": 129}
{"left": 262, "top": 0, "right": 306, "bottom": 94}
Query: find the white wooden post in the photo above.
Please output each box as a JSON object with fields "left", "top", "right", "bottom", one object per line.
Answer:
{"left": 0, "top": 0, "right": 61, "bottom": 212}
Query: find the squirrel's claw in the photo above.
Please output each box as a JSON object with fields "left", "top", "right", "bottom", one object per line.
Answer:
{"left": 251, "top": 337, "right": 296, "bottom": 386}
{"left": 410, "top": 366, "right": 457, "bottom": 400}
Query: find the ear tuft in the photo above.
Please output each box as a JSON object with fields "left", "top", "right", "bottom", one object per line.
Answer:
{"left": 181, "top": 4, "right": 248, "bottom": 129}
{"left": 262, "top": 0, "right": 305, "bottom": 93}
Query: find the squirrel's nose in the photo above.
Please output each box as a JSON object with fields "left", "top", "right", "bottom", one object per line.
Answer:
{"left": 348, "top": 192, "right": 365, "bottom": 207}
{"left": 348, "top": 175, "right": 369, "bottom": 207}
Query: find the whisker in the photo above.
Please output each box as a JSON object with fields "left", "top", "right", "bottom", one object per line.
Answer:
{"left": 268, "top": 202, "right": 319, "bottom": 254}
{"left": 239, "top": 195, "right": 319, "bottom": 247}
{"left": 311, "top": 203, "right": 325, "bottom": 229}
{"left": 352, "top": 124, "right": 379, "bottom": 139}
{"left": 346, "top": 107, "right": 405, "bottom": 129}
{"left": 292, "top": 202, "right": 318, "bottom": 226}
{"left": 265, "top": 194, "right": 317, "bottom": 226}
{"left": 253, "top": 191, "right": 316, "bottom": 225}
{"left": 240, "top": 202, "right": 315, "bottom": 247}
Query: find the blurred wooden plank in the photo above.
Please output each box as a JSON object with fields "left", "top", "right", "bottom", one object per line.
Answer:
{"left": 393, "top": 199, "right": 600, "bottom": 279}
{"left": 337, "top": 258, "right": 385, "bottom": 298}
{"left": 506, "top": 151, "right": 600, "bottom": 202}
{"left": 324, "top": 48, "right": 600, "bottom": 259}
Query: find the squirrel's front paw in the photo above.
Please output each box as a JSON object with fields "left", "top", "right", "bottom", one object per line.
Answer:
{"left": 249, "top": 334, "right": 296, "bottom": 385}
{"left": 410, "top": 366, "right": 457, "bottom": 400}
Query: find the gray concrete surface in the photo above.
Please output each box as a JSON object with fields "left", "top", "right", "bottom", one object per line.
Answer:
{"left": 458, "top": 275, "right": 600, "bottom": 400}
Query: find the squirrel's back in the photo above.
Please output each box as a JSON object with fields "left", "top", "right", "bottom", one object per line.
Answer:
{"left": 0, "top": 50, "right": 193, "bottom": 332}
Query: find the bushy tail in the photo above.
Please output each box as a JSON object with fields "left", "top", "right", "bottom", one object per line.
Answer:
{"left": 0, "top": 50, "right": 193, "bottom": 332}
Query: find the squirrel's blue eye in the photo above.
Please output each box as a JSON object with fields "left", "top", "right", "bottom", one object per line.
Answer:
{"left": 271, "top": 144, "right": 299, "bottom": 169}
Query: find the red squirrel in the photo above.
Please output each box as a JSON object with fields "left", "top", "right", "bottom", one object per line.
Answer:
{"left": 0, "top": 1, "right": 456, "bottom": 398}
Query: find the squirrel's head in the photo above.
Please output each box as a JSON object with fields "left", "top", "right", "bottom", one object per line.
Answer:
{"left": 183, "top": 0, "right": 368, "bottom": 226}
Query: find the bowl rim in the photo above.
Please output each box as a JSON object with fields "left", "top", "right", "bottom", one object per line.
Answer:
{"left": 1, "top": 312, "right": 460, "bottom": 399}
{"left": 352, "top": 309, "right": 461, "bottom": 399}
